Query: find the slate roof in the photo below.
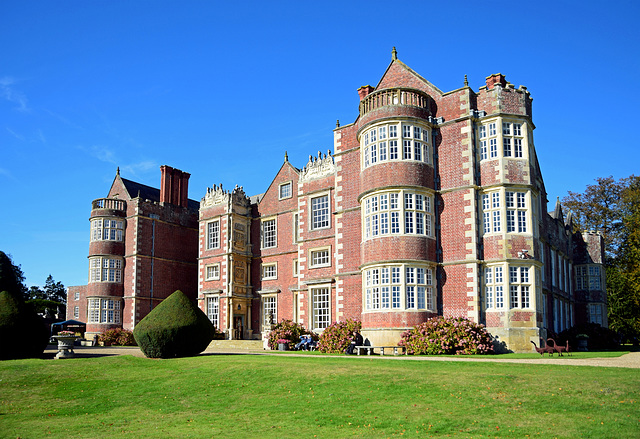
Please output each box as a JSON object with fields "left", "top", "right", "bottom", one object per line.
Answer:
{"left": 121, "top": 177, "right": 200, "bottom": 211}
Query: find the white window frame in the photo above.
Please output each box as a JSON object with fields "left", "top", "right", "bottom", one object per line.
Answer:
{"left": 310, "top": 194, "right": 330, "bottom": 230}
{"left": 279, "top": 181, "right": 292, "bottom": 200}
{"left": 262, "top": 295, "right": 277, "bottom": 328}
{"left": 506, "top": 191, "right": 528, "bottom": 233}
{"left": 362, "top": 122, "right": 430, "bottom": 169}
{"left": 309, "top": 246, "right": 331, "bottom": 268}
{"left": 205, "top": 263, "right": 220, "bottom": 281}
{"left": 482, "top": 191, "right": 501, "bottom": 234}
{"left": 206, "top": 295, "right": 219, "bottom": 329}
{"left": 90, "top": 218, "right": 124, "bottom": 242}
{"left": 508, "top": 266, "right": 531, "bottom": 309}
{"left": 87, "top": 298, "right": 121, "bottom": 324}
{"left": 74, "top": 292, "right": 80, "bottom": 301}
{"left": 485, "top": 264, "right": 504, "bottom": 309}
{"left": 207, "top": 219, "right": 220, "bottom": 250}
{"left": 311, "top": 286, "right": 331, "bottom": 331}
{"left": 261, "top": 262, "right": 277, "bottom": 280}
{"left": 261, "top": 217, "right": 277, "bottom": 249}
{"left": 589, "top": 303, "right": 603, "bottom": 325}
{"left": 73, "top": 306, "right": 79, "bottom": 318}
{"left": 363, "top": 190, "right": 433, "bottom": 240}
{"left": 363, "top": 263, "right": 435, "bottom": 312}
{"left": 88, "top": 257, "right": 123, "bottom": 283}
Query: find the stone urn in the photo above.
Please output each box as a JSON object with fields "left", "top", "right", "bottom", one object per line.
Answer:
{"left": 53, "top": 335, "right": 79, "bottom": 359}
{"left": 277, "top": 342, "right": 289, "bottom": 351}
{"left": 576, "top": 336, "right": 589, "bottom": 352}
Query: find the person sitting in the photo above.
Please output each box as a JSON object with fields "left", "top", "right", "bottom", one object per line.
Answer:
{"left": 295, "top": 335, "right": 308, "bottom": 351}
{"left": 346, "top": 330, "right": 363, "bottom": 354}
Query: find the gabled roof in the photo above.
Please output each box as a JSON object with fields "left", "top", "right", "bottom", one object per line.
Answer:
{"left": 121, "top": 178, "right": 160, "bottom": 202}
{"left": 375, "top": 48, "right": 444, "bottom": 96}
{"left": 115, "top": 174, "right": 199, "bottom": 211}
{"left": 253, "top": 153, "right": 300, "bottom": 205}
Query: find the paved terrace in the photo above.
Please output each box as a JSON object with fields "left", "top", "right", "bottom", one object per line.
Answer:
{"left": 42, "top": 344, "right": 640, "bottom": 368}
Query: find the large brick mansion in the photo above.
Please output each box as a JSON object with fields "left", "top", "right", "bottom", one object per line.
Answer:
{"left": 68, "top": 50, "right": 607, "bottom": 351}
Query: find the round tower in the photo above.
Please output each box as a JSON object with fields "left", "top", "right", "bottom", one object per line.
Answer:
{"left": 85, "top": 197, "right": 126, "bottom": 336}
{"left": 357, "top": 86, "right": 438, "bottom": 344}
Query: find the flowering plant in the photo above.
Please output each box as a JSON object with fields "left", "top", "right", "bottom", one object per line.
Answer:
{"left": 399, "top": 316, "right": 494, "bottom": 355}
{"left": 267, "top": 320, "right": 315, "bottom": 350}
{"left": 317, "top": 319, "right": 361, "bottom": 353}
{"left": 98, "top": 328, "right": 137, "bottom": 346}
{"left": 57, "top": 330, "right": 76, "bottom": 337}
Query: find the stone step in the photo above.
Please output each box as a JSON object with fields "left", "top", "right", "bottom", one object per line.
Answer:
{"left": 206, "top": 339, "right": 265, "bottom": 350}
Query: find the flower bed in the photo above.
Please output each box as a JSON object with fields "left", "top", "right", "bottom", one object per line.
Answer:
{"left": 316, "top": 319, "right": 361, "bottom": 353}
{"left": 399, "top": 317, "right": 494, "bottom": 355}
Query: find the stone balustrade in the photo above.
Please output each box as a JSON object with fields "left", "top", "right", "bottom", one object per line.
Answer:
{"left": 359, "top": 88, "right": 431, "bottom": 118}
{"left": 92, "top": 198, "right": 126, "bottom": 212}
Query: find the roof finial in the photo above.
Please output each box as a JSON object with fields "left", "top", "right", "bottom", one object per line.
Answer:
{"left": 117, "top": 167, "right": 120, "bottom": 176}
{"left": 336, "top": 119, "right": 340, "bottom": 128}
{"left": 392, "top": 46, "right": 397, "bottom": 60}
{"left": 464, "top": 74, "right": 468, "bottom": 87}
{"left": 284, "top": 151, "right": 289, "bottom": 162}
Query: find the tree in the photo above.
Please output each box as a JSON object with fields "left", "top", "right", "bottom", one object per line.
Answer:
{"left": 562, "top": 176, "right": 625, "bottom": 260}
{"left": 0, "top": 251, "right": 28, "bottom": 300}
{"left": 563, "top": 175, "right": 640, "bottom": 341}
{"left": 27, "top": 285, "right": 47, "bottom": 300}
{"left": 44, "top": 275, "right": 66, "bottom": 303}
{"left": 607, "top": 176, "right": 640, "bottom": 340}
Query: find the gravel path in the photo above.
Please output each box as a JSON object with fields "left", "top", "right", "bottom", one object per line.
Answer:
{"left": 43, "top": 345, "right": 640, "bottom": 368}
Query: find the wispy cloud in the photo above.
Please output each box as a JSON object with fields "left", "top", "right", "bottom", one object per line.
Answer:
{"left": 0, "top": 77, "right": 29, "bottom": 112}
{"left": 6, "top": 127, "right": 26, "bottom": 141}
{"left": 36, "top": 129, "right": 46, "bottom": 144}
{"left": 87, "top": 145, "right": 118, "bottom": 164}
{"left": 120, "top": 160, "right": 157, "bottom": 177}
{"left": 78, "top": 144, "right": 157, "bottom": 179}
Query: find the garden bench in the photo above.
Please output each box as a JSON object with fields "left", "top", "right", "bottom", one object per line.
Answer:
{"left": 355, "top": 345, "right": 407, "bottom": 356}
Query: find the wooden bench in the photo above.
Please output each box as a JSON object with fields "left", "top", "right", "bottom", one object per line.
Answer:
{"left": 355, "top": 345, "right": 407, "bottom": 356}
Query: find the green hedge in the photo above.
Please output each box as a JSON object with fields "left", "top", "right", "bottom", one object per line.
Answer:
{"left": 0, "top": 290, "right": 49, "bottom": 360}
{"left": 133, "top": 290, "right": 214, "bottom": 358}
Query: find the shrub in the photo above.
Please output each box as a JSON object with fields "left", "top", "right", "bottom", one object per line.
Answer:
{"left": 399, "top": 317, "right": 494, "bottom": 355}
{"left": 558, "top": 323, "right": 620, "bottom": 351}
{"left": 133, "top": 290, "right": 215, "bottom": 358}
{"left": 99, "top": 328, "right": 137, "bottom": 346}
{"left": 267, "top": 320, "right": 315, "bottom": 350}
{"left": 0, "top": 290, "right": 49, "bottom": 360}
{"left": 317, "top": 319, "right": 361, "bottom": 353}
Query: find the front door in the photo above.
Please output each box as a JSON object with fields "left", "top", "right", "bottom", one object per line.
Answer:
{"left": 234, "top": 315, "right": 244, "bottom": 340}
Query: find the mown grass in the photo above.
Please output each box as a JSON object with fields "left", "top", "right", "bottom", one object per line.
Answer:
{"left": 0, "top": 354, "right": 638, "bottom": 438}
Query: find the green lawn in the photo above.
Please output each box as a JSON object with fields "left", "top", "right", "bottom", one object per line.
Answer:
{"left": 0, "top": 354, "right": 638, "bottom": 438}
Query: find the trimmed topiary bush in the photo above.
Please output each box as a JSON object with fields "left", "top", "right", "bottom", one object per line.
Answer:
{"left": 399, "top": 316, "right": 494, "bottom": 355}
{"left": 0, "top": 290, "right": 49, "bottom": 360}
{"left": 133, "top": 290, "right": 214, "bottom": 358}
{"left": 317, "top": 319, "right": 361, "bottom": 353}
{"left": 267, "top": 320, "right": 315, "bottom": 350}
{"left": 99, "top": 328, "right": 137, "bottom": 346}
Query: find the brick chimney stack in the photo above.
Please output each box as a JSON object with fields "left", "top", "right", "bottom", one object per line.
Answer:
{"left": 357, "top": 85, "right": 375, "bottom": 101}
{"left": 485, "top": 73, "right": 507, "bottom": 90}
{"left": 160, "top": 165, "right": 191, "bottom": 208}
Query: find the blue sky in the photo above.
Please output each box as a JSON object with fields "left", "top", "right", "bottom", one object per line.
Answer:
{"left": 1, "top": 1, "right": 638, "bottom": 289}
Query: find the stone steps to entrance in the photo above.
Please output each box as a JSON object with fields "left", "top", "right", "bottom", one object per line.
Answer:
{"left": 206, "top": 339, "right": 264, "bottom": 351}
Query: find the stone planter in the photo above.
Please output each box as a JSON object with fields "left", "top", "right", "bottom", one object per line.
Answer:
{"left": 278, "top": 343, "right": 289, "bottom": 351}
{"left": 576, "top": 338, "right": 588, "bottom": 352}
{"left": 53, "top": 336, "right": 79, "bottom": 359}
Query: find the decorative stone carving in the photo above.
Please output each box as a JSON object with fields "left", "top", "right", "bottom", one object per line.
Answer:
{"left": 299, "top": 150, "right": 336, "bottom": 183}
{"left": 201, "top": 184, "right": 250, "bottom": 208}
